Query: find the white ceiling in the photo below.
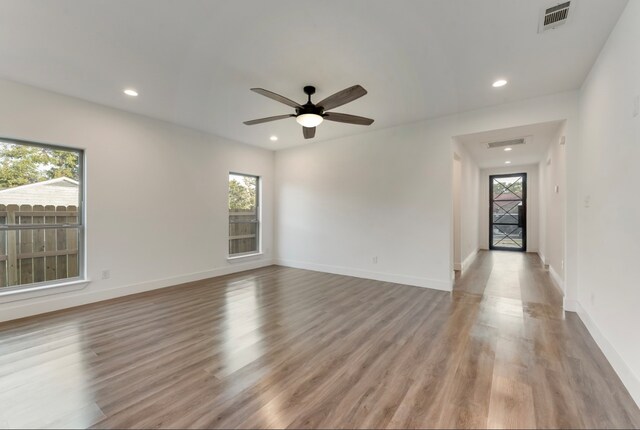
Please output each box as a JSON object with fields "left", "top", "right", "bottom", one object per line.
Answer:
{"left": 455, "top": 120, "right": 564, "bottom": 168}
{"left": 0, "top": 0, "right": 628, "bottom": 150}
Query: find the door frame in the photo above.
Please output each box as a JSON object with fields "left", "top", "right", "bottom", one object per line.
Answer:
{"left": 489, "top": 172, "right": 527, "bottom": 252}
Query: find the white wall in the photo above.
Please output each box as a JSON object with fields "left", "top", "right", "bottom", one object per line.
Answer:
{"left": 452, "top": 155, "right": 462, "bottom": 270}
{"left": 539, "top": 157, "right": 546, "bottom": 264}
{"left": 479, "top": 164, "right": 539, "bottom": 252}
{"left": 453, "top": 141, "right": 480, "bottom": 271}
{"left": 577, "top": 0, "right": 640, "bottom": 405}
{"left": 0, "top": 79, "right": 275, "bottom": 321}
{"left": 274, "top": 122, "right": 453, "bottom": 290}
{"left": 275, "top": 91, "right": 578, "bottom": 292}
{"left": 539, "top": 121, "right": 567, "bottom": 292}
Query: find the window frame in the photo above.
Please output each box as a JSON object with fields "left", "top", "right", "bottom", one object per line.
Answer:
{"left": 0, "top": 137, "right": 85, "bottom": 293}
{"left": 228, "top": 172, "right": 261, "bottom": 258}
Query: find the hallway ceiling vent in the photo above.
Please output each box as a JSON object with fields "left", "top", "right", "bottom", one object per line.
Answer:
{"left": 539, "top": 1, "right": 571, "bottom": 33}
{"left": 486, "top": 138, "right": 526, "bottom": 149}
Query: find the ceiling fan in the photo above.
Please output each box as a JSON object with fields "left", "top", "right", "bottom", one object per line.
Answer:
{"left": 243, "top": 85, "right": 374, "bottom": 139}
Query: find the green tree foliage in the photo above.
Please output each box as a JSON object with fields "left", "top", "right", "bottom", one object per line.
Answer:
{"left": 0, "top": 143, "right": 80, "bottom": 189}
{"left": 228, "top": 176, "right": 257, "bottom": 210}
{"left": 493, "top": 178, "right": 523, "bottom": 198}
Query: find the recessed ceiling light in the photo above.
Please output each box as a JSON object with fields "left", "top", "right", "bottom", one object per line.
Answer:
{"left": 270, "top": 136, "right": 278, "bottom": 141}
{"left": 492, "top": 79, "right": 508, "bottom": 88}
{"left": 504, "top": 147, "right": 512, "bottom": 151}
{"left": 123, "top": 88, "right": 138, "bottom": 97}
{"left": 505, "top": 160, "right": 512, "bottom": 164}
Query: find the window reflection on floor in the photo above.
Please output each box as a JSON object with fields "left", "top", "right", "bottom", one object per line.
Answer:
{"left": 1, "top": 322, "right": 102, "bottom": 428}
{"left": 218, "top": 279, "right": 265, "bottom": 379}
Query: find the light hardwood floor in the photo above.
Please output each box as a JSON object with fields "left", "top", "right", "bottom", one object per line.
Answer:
{"left": 0, "top": 251, "right": 639, "bottom": 429}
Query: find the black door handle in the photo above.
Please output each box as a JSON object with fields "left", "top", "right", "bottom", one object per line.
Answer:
{"left": 517, "top": 205, "right": 524, "bottom": 228}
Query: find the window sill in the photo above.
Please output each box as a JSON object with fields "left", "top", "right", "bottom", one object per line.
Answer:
{"left": 0, "top": 279, "right": 90, "bottom": 304}
{"left": 227, "top": 252, "right": 264, "bottom": 262}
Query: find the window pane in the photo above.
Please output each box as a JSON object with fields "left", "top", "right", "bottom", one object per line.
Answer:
{"left": 0, "top": 140, "right": 83, "bottom": 288}
{"left": 228, "top": 173, "right": 259, "bottom": 255}
{"left": 492, "top": 201, "right": 520, "bottom": 224}
{"left": 493, "top": 176, "right": 523, "bottom": 200}
{"left": 492, "top": 225, "right": 523, "bottom": 249}
{"left": 0, "top": 226, "right": 80, "bottom": 288}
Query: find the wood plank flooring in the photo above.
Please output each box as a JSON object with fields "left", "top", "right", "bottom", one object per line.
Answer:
{"left": 0, "top": 251, "right": 639, "bottom": 428}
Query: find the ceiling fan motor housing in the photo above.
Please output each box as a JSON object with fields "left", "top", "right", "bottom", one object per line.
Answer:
{"left": 298, "top": 86, "right": 325, "bottom": 116}
{"left": 296, "top": 104, "right": 324, "bottom": 116}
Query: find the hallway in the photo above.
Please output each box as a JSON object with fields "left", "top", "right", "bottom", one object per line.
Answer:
{"left": 453, "top": 250, "right": 640, "bottom": 428}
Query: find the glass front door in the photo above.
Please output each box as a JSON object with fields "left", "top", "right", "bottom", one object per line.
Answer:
{"left": 490, "top": 173, "right": 526, "bottom": 251}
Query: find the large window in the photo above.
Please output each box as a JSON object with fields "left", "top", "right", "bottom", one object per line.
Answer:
{"left": 228, "top": 173, "right": 259, "bottom": 256}
{"left": 0, "top": 138, "right": 84, "bottom": 290}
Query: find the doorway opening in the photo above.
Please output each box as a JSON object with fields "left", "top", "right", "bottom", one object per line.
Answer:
{"left": 489, "top": 173, "right": 527, "bottom": 251}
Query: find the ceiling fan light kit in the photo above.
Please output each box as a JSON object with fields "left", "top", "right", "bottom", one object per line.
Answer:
{"left": 244, "top": 84, "right": 374, "bottom": 139}
{"left": 296, "top": 113, "right": 323, "bottom": 128}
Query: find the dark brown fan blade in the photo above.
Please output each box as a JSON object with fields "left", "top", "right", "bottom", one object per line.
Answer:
{"left": 323, "top": 112, "right": 374, "bottom": 125}
{"left": 250, "top": 88, "right": 301, "bottom": 108}
{"left": 317, "top": 85, "right": 367, "bottom": 111}
{"left": 303, "top": 126, "right": 316, "bottom": 139}
{"left": 243, "top": 114, "right": 293, "bottom": 125}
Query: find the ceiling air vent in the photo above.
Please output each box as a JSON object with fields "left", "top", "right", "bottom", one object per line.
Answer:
{"left": 486, "top": 138, "right": 525, "bottom": 149}
{"left": 539, "top": 1, "right": 571, "bottom": 33}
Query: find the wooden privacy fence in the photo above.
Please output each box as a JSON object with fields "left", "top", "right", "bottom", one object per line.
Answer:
{"left": 0, "top": 204, "right": 79, "bottom": 288}
{"left": 229, "top": 209, "right": 258, "bottom": 255}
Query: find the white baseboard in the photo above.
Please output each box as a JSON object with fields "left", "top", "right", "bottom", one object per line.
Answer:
{"left": 548, "top": 264, "right": 565, "bottom": 295}
{"left": 537, "top": 251, "right": 547, "bottom": 267}
{"left": 0, "top": 258, "right": 274, "bottom": 323}
{"left": 275, "top": 258, "right": 452, "bottom": 292}
{"left": 462, "top": 249, "right": 479, "bottom": 272}
{"left": 454, "top": 249, "right": 479, "bottom": 273}
{"left": 574, "top": 302, "right": 640, "bottom": 408}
